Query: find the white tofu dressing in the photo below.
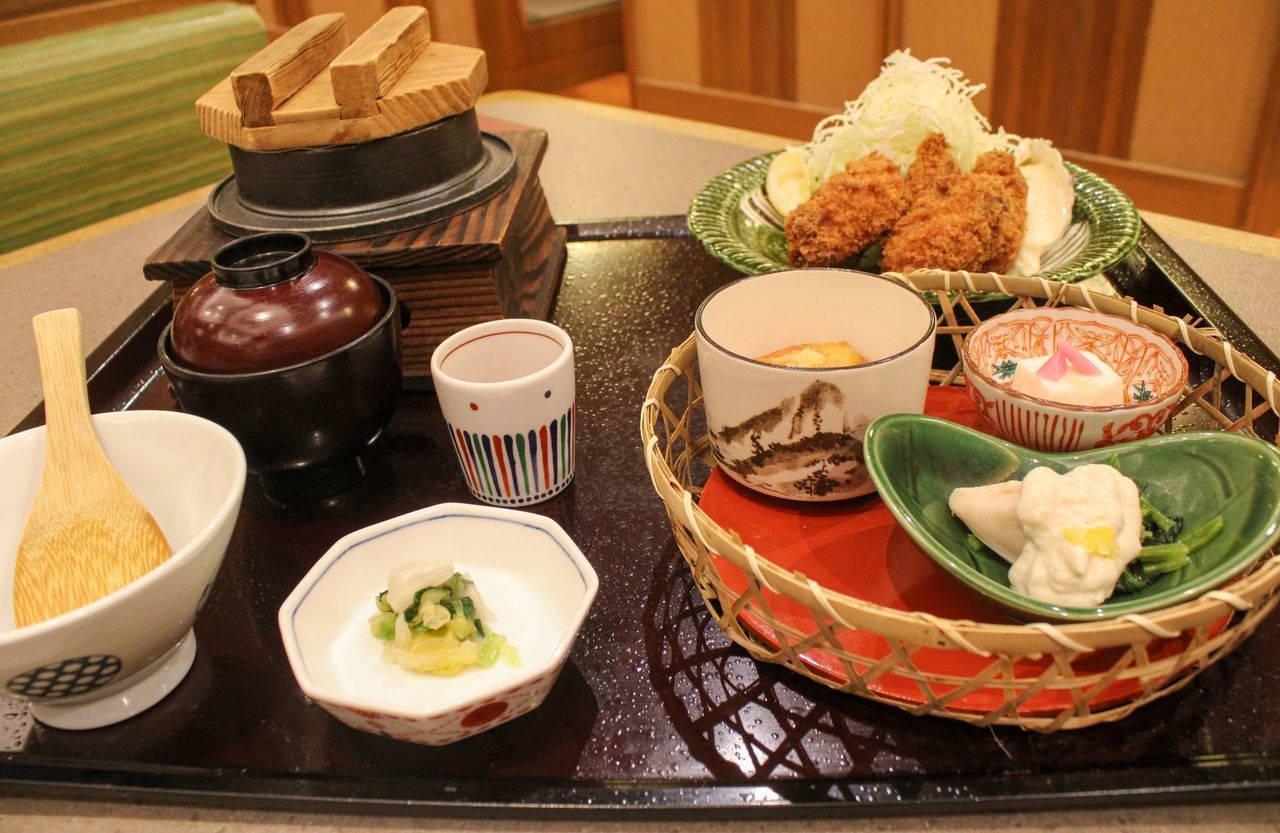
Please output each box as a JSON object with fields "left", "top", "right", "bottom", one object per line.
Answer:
{"left": 949, "top": 464, "right": 1143, "bottom": 608}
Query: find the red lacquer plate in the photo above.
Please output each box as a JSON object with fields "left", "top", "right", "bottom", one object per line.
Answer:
{"left": 700, "top": 386, "right": 1222, "bottom": 715}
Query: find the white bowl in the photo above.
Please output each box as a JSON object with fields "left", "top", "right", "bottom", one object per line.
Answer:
{"left": 695, "top": 268, "right": 937, "bottom": 500}
{"left": 278, "top": 502, "right": 598, "bottom": 746}
{"left": 0, "top": 411, "right": 246, "bottom": 729}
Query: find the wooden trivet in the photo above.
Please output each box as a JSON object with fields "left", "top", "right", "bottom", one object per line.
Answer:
{"left": 143, "top": 124, "right": 566, "bottom": 386}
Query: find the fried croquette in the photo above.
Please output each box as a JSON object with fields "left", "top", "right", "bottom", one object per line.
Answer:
{"left": 971, "top": 150, "right": 1029, "bottom": 272}
{"left": 880, "top": 147, "right": 1028, "bottom": 273}
{"left": 784, "top": 152, "right": 910, "bottom": 268}
{"left": 905, "top": 132, "right": 961, "bottom": 198}
{"left": 880, "top": 175, "right": 1013, "bottom": 273}
{"left": 783, "top": 137, "right": 1029, "bottom": 273}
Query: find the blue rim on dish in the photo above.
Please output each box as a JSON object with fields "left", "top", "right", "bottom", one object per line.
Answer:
{"left": 688, "top": 151, "right": 1142, "bottom": 283}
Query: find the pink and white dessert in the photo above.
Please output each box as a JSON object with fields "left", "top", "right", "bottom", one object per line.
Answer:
{"left": 1009, "top": 342, "right": 1125, "bottom": 407}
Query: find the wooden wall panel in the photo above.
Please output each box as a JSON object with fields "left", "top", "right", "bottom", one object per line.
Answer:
{"left": 418, "top": 0, "right": 479, "bottom": 46}
{"left": 474, "top": 0, "right": 624, "bottom": 90}
{"left": 307, "top": 0, "right": 380, "bottom": 32}
{"left": 793, "top": 0, "right": 880, "bottom": 110}
{"left": 630, "top": 0, "right": 698, "bottom": 84}
{"left": 1131, "top": 0, "right": 1279, "bottom": 180}
{"left": 1062, "top": 150, "right": 1242, "bottom": 228}
{"left": 254, "top": 0, "right": 308, "bottom": 32}
{"left": 990, "top": 0, "right": 1152, "bottom": 156}
{"left": 697, "top": 0, "right": 795, "bottom": 100}
{"left": 1241, "top": 41, "right": 1280, "bottom": 235}
{"left": 631, "top": 78, "right": 831, "bottom": 140}
{"left": 900, "top": 0, "right": 997, "bottom": 115}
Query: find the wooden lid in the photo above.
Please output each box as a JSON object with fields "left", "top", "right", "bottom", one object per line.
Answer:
{"left": 196, "top": 6, "right": 487, "bottom": 151}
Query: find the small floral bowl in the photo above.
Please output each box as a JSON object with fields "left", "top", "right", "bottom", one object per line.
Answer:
{"left": 962, "top": 308, "right": 1189, "bottom": 451}
{"left": 277, "top": 502, "right": 597, "bottom": 746}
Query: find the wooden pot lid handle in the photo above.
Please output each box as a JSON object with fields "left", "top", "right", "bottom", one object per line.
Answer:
{"left": 331, "top": 6, "right": 431, "bottom": 120}
{"left": 201, "top": 6, "right": 485, "bottom": 149}
{"left": 230, "top": 13, "right": 349, "bottom": 128}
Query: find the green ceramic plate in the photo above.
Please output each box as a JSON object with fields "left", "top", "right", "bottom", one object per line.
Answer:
{"left": 688, "top": 152, "right": 1141, "bottom": 282}
{"left": 863, "top": 415, "right": 1280, "bottom": 621}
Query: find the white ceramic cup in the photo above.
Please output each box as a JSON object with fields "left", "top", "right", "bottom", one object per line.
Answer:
{"left": 695, "top": 269, "right": 936, "bottom": 501}
{"left": 431, "top": 319, "right": 576, "bottom": 506}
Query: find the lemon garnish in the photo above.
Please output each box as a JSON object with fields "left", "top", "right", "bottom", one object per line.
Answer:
{"left": 765, "top": 148, "right": 812, "bottom": 217}
{"left": 1064, "top": 526, "right": 1118, "bottom": 558}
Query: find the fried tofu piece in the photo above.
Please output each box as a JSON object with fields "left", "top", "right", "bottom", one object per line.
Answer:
{"left": 756, "top": 341, "right": 867, "bottom": 368}
{"left": 785, "top": 152, "right": 910, "bottom": 268}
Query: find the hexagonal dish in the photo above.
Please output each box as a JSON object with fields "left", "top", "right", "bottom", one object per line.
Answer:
{"left": 277, "top": 502, "right": 597, "bottom": 745}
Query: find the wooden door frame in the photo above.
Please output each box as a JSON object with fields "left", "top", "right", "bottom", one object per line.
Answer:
{"left": 1241, "top": 33, "right": 1280, "bottom": 236}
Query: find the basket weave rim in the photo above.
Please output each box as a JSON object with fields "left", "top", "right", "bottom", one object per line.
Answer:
{"left": 641, "top": 269, "right": 1280, "bottom": 657}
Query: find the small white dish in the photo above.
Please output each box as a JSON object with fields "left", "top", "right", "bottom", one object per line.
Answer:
{"left": 278, "top": 502, "right": 598, "bottom": 746}
{"left": 0, "top": 411, "right": 246, "bottom": 729}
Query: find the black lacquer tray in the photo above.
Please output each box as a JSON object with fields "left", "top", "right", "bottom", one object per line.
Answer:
{"left": 3, "top": 220, "right": 1279, "bottom": 818}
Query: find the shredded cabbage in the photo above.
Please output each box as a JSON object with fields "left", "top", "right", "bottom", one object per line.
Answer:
{"left": 802, "top": 50, "right": 1019, "bottom": 185}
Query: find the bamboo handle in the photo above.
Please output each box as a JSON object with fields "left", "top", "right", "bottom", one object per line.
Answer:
{"left": 330, "top": 6, "right": 431, "bottom": 119}
{"left": 230, "top": 12, "right": 349, "bottom": 128}
{"left": 31, "top": 309, "right": 110, "bottom": 492}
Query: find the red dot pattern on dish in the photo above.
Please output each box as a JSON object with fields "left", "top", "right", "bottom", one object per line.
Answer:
{"left": 461, "top": 700, "right": 509, "bottom": 727}
{"left": 319, "top": 663, "right": 565, "bottom": 745}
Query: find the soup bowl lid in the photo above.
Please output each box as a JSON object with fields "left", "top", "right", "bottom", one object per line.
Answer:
{"left": 169, "top": 232, "right": 385, "bottom": 374}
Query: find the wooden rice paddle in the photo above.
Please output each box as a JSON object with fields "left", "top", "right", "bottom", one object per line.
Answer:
{"left": 11, "top": 309, "right": 170, "bottom": 628}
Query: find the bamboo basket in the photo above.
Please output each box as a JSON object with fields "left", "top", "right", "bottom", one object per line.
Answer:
{"left": 640, "top": 270, "right": 1280, "bottom": 732}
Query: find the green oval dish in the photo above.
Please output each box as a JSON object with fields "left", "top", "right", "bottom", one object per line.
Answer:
{"left": 688, "top": 152, "right": 1141, "bottom": 283}
{"left": 862, "top": 414, "right": 1280, "bottom": 622}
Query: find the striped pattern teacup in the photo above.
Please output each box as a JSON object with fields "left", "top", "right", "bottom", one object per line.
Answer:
{"left": 431, "top": 320, "right": 575, "bottom": 506}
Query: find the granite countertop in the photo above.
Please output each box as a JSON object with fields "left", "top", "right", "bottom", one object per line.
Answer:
{"left": 2, "top": 92, "right": 1279, "bottom": 830}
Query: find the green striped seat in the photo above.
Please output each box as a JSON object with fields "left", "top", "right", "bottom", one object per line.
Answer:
{"left": 0, "top": 2, "right": 266, "bottom": 254}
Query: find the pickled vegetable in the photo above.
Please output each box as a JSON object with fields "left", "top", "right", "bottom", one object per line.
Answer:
{"left": 369, "top": 563, "right": 519, "bottom": 675}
